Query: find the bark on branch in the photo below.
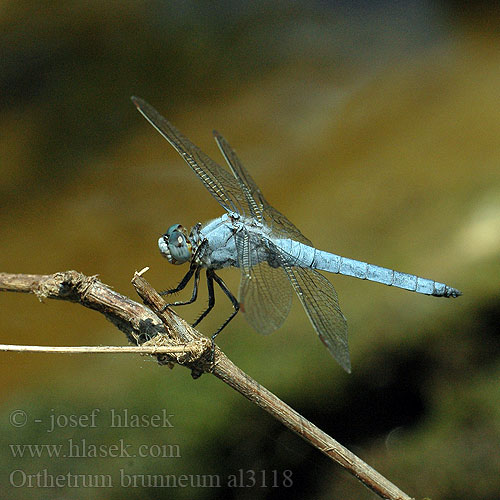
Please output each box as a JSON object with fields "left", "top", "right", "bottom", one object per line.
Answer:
{"left": 0, "top": 270, "right": 414, "bottom": 500}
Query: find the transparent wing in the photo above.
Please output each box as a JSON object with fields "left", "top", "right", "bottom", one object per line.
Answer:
{"left": 213, "top": 130, "right": 263, "bottom": 222}
{"left": 234, "top": 230, "right": 293, "bottom": 334}
{"left": 236, "top": 231, "right": 350, "bottom": 371}
{"left": 214, "top": 131, "right": 313, "bottom": 245}
{"left": 283, "top": 264, "right": 351, "bottom": 372}
{"left": 132, "top": 97, "right": 253, "bottom": 217}
{"left": 239, "top": 261, "right": 293, "bottom": 334}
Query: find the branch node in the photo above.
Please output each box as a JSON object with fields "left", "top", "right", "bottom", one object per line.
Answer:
{"left": 142, "top": 333, "right": 213, "bottom": 378}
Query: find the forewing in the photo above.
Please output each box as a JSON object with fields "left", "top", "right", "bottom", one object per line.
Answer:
{"left": 213, "top": 131, "right": 263, "bottom": 221}
{"left": 283, "top": 265, "right": 351, "bottom": 372}
{"left": 214, "top": 131, "right": 312, "bottom": 245}
{"left": 132, "top": 97, "right": 251, "bottom": 216}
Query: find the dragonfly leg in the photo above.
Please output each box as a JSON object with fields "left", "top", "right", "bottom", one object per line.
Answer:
{"left": 159, "top": 266, "right": 194, "bottom": 296}
{"left": 159, "top": 266, "right": 201, "bottom": 312}
{"left": 210, "top": 270, "right": 240, "bottom": 340}
{"left": 191, "top": 269, "right": 240, "bottom": 336}
{"left": 191, "top": 269, "right": 240, "bottom": 363}
{"left": 192, "top": 270, "right": 216, "bottom": 328}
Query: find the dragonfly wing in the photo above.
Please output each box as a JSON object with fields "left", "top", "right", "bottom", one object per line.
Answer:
{"left": 239, "top": 261, "right": 293, "bottom": 334}
{"left": 213, "top": 131, "right": 263, "bottom": 221}
{"left": 214, "top": 131, "right": 312, "bottom": 245}
{"left": 132, "top": 97, "right": 251, "bottom": 216}
{"left": 282, "top": 264, "right": 351, "bottom": 372}
{"left": 263, "top": 205, "right": 313, "bottom": 245}
{"left": 217, "top": 129, "right": 349, "bottom": 366}
{"left": 233, "top": 230, "right": 293, "bottom": 334}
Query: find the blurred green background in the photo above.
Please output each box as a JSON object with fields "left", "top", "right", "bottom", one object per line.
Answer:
{"left": 1, "top": 1, "right": 499, "bottom": 499}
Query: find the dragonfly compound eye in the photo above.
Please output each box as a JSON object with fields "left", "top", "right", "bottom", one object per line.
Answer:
{"left": 158, "top": 224, "right": 192, "bottom": 265}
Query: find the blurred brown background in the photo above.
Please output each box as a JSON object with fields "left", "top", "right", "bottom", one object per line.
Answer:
{"left": 1, "top": 1, "right": 499, "bottom": 499}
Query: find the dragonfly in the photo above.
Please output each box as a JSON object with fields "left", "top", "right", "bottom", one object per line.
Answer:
{"left": 132, "top": 96, "right": 461, "bottom": 372}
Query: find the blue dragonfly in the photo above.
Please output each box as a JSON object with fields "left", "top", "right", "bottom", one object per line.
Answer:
{"left": 132, "top": 97, "right": 461, "bottom": 372}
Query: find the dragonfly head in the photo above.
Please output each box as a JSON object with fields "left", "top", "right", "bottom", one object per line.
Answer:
{"left": 158, "top": 224, "right": 192, "bottom": 265}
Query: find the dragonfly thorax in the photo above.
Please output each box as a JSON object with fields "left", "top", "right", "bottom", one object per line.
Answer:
{"left": 158, "top": 224, "right": 193, "bottom": 265}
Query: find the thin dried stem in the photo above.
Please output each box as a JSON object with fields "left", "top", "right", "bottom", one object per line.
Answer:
{"left": 0, "top": 270, "right": 414, "bottom": 500}
{"left": 0, "top": 344, "right": 195, "bottom": 354}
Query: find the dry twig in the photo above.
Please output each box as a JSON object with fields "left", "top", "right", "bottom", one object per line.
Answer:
{"left": 0, "top": 270, "right": 414, "bottom": 500}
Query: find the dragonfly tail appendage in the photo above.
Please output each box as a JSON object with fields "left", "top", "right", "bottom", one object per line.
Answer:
{"left": 434, "top": 284, "right": 462, "bottom": 298}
